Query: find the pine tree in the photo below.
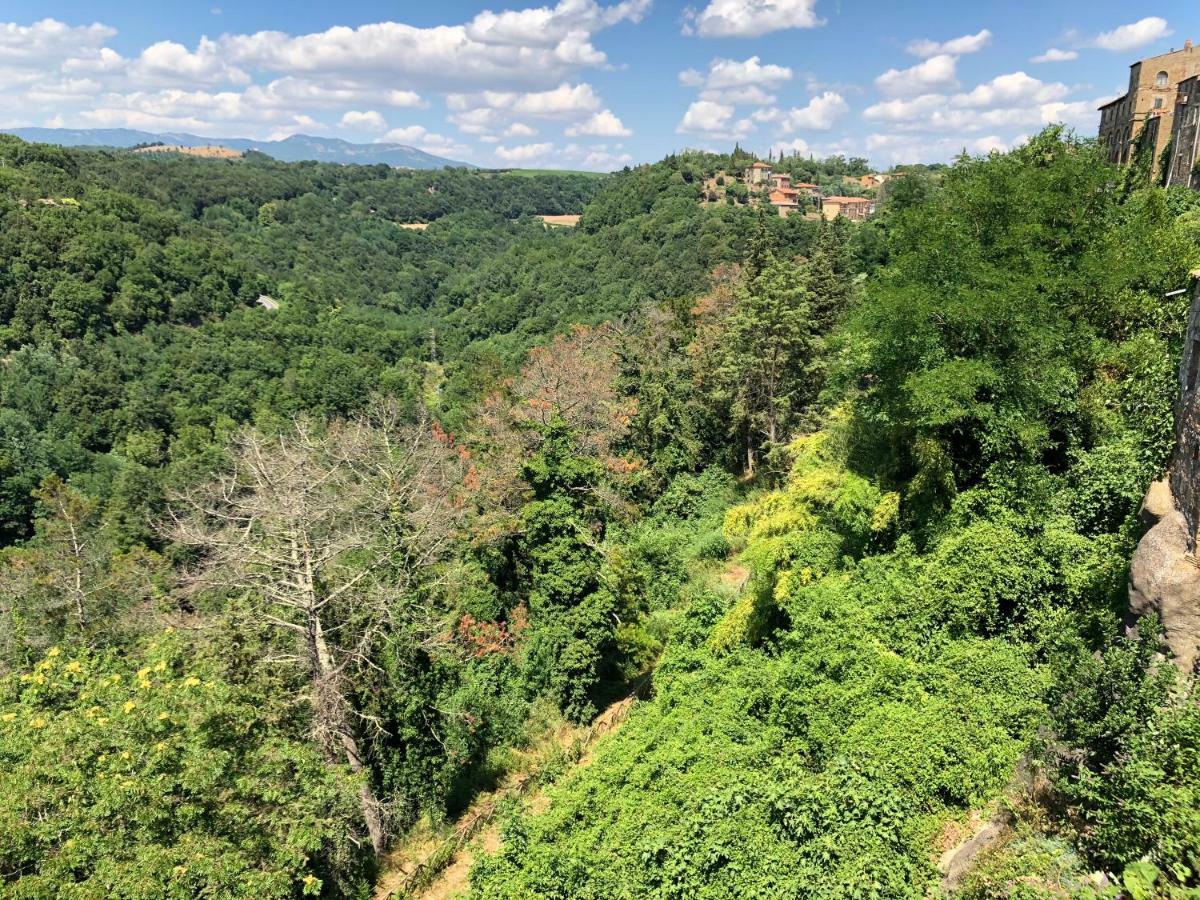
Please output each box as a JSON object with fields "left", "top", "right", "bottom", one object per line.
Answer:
{"left": 718, "top": 251, "right": 815, "bottom": 474}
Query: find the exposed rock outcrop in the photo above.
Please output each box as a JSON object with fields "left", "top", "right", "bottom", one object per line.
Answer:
{"left": 1128, "top": 494, "right": 1200, "bottom": 672}
{"left": 1127, "top": 278, "right": 1200, "bottom": 674}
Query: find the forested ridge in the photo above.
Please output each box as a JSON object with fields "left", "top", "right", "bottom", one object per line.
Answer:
{"left": 0, "top": 130, "right": 1198, "bottom": 898}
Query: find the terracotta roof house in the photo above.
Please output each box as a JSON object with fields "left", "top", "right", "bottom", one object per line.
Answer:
{"left": 821, "top": 196, "right": 876, "bottom": 222}
{"left": 744, "top": 161, "right": 773, "bottom": 185}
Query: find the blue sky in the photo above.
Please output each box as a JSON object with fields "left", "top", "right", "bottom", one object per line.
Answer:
{"left": 0, "top": 1, "right": 1192, "bottom": 169}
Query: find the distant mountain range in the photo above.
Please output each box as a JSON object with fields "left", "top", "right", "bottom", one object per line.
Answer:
{"left": 1, "top": 127, "right": 475, "bottom": 169}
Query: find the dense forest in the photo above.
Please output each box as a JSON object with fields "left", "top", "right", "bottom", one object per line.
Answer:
{"left": 0, "top": 130, "right": 1198, "bottom": 898}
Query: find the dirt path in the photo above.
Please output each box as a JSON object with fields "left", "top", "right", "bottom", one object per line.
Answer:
{"left": 374, "top": 690, "right": 643, "bottom": 900}
{"left": 376, "top": 556, "right": 748, "bottom": 900}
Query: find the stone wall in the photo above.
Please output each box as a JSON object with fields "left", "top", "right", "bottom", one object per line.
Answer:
{"left": 1169, "top": 284, "right": 1200, "bottom": 553}
{"left": 1129, "top": 279, "right": 1200, "bottom": 673}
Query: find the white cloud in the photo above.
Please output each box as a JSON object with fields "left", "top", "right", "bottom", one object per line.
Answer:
{"left": 504, "top": 122, "right": 537, "bottom": 137}
{"left": 0, "top": 3, "right": 640, "bottom": 143}
{"left": 762, "top": 91, "right": 849, "bottom": 131}
{"left": 222, "top": 3, "right": 632, "bottom": 92}
{"left": 130, "top": 37, "right": 250, "bottom": 86}
{"left": 863, "top": 73, "right": 1090, "bottom": 137}
{"left": 565, "top": 108, "right": 631, "bottom": 137}
{"left": 582, "top": 148, "right": 632, "bottom": 169}
{"left": 906, "top": 29, "right": 992, "bottom": 58}
{"left": 494, "top": 141, "right": 554, "bottom": 162}
{"left": 683, "top": 0, "right": 824, "bottom": 38}
{"left": 450, "top": 82, "right": 601, "bottom": 120}
{"left": 0, "top": 19, "right": 115, "bottom": 66}
{"left": 465, "top": 0, "right": 649, "bottom": 47}
{"left": 875, "top": 54, "right": 958, "bottom": 98}
{"left": 705, "top": 55, "right": 793, "bottom": 89}
{"left": 1031, "top": 48, "right": 1078, "bottom": 63}
{"left": 768, "top": 137, "right": 811, "bottom": 156}
{"left": 1093, "top": 17, "right": 1172, "bottom": 52}
{"left": 340, "top": 109, "right": 387, "bottom": 131}
{"left": 683, "top": 56, "right": 791, "bottom": 106}
{"left": 866, "top": 131, "right": 1018, "bottom": 165}
{"left": 676, "top": 99, "right": 753, "bottom": 137}
{"left": 701, "top": 85, "right": 778, "bottom": 105}
{"left": 74, "top": 87, "right": 321, "bottom": 135}
{"left": 380, "top": 124, "right": 469, "bottom": 156}
{"left": 952, "top": 71, "right": 1068, "bottom": 108}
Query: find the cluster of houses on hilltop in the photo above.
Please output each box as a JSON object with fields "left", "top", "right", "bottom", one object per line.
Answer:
{"left": 743, "top": 161, "right": 878, "bottom": 222}
{"left": 1099, "top": 39, "right": 1200, "bottom": 187}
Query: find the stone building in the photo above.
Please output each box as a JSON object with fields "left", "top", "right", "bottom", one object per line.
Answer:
{"left": 1165, "top": 74, "right": 1200, "bottom": 189}
{"left": 1129, "top": 275, "right": 1200, "bottom": 672}
{"left": 744, "top": 161, "right": 772, "bottom": 185}
{"left": 820, "top": 196, "right": 875, "bottom": 222}
{"left": 1098, "top": 40, "right": 1200, "bottom": 172}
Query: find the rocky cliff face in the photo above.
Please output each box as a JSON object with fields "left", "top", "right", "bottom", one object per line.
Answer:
{"left": 1128, "top": 282, "right": 1200, "bottom": 673}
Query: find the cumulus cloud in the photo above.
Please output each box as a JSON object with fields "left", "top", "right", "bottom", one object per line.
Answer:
{"left": 863, "top": 72, "right": 1090, "bottom": 137}
{"left": 221, "top": 2, "right": 634, "bottom": 92}
{"left": 130, "top": 37, "right": 250, "bottom": 86}
{"left": 906, "top": 29, "right": 992, "bottom": 58}
{"left": 494, "top": 141, "right": 554, "bottom": 161}
{"left": 0, "top": 19, "right": 115, "bottom": 67}
{"left": 380, "top": 124, "right": 470, "bottom": 156}
{"left": 565, "top": 108, "right": 631, "bottom": 137}
{"left": 683, "top": 0, "right": 824, "bottom": 39}
{"left": 1031, "top": 47, "right": 1078, "bottom": 63}
{"left": 756, "top": 91, "right": 849, "bottom": 132}
{"left": 1092, "top": 17, "right": 1172, "bottom": 52}
{"left": 449, "top": 82, "right": 602, "bottom": 119}
{"left": 0, "top": 1, "right": 641, "bottom": 155}
{"left": 340, "top": 109, "right": 387, "bottom": 131}
{"left": 875, "top": 54, "right": 959, "bottom": 98}
{"left": 504, "top": 122, "right": 537, "bottom": 137}
{"left": 866, "top": 131, "right": 1018, "bottom": 164}
{"left": 685, "top": 55, "right": 792, "bottom": 105}
{"left": 675, "top": 99, "right": 753, "bottom": 137}
{"left": 953, "top": 71, "right": 1068, "bottom": 108}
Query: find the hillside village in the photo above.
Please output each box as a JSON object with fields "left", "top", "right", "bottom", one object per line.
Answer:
{"left": 702, "top": 157, "right": 893, "bottom": 222}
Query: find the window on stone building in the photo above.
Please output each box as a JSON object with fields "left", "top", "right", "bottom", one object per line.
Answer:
{"left": 1157, "top": 70, "right": 1170, "bottom": 87}
{"left": 1155, "top": 97, "right": 1165, "bottom": 109}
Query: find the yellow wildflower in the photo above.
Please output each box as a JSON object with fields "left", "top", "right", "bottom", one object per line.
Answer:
{"left": 154, "top": 741, "right": 167, "bottom": 752}
{"left": 182, "top": 676, "right": 201, "bottom": 688}
{"left": 65, "top": 661, "right": 82, "bottom": 674}
{"left": 1, "top": 712, "right": 16, "bottom": 722}
{"left": 157, "top": 712, "right": 170, "bottom": 721}
{"left": 302, "top": 874, "right": 320, "bottom": 891}
{"left": 122, "top": 700, "right": 137, "bottom": 714}
{"left": 154, "top": 661, "right": 167, "bottom": 673}
{"left": 30, "top": 716, "right": 47, "bottom": 729}
{"left": 46, "top": 647, "right": 60, "bottom": 658}
{"left": 121, "top": 750, "right": 131, "bottom": 760}
{"left": 138, "top": 680, "right": 152, "bottom": 691}
{"left": 173, "top": 865, "right": 187, "bottom": 877}
{"left": 33, "top": 674, "right": 46, "bottom": 685}
{"left": 137, "top": 667, "right": 151, "bottom": 680}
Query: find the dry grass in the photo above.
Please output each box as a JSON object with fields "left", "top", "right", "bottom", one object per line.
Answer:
{"left": 398, "top": 223, "right": 430, "bottom": 231}
{"left": 537, "top": 214, "right": 580, "bottom": 227}
{"left": 133, "top": 145, "right": 242, "bottom": 159}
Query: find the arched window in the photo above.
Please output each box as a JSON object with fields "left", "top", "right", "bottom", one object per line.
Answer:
{"left": 1157, "top": 70, "right": 1170, "bottom": 87}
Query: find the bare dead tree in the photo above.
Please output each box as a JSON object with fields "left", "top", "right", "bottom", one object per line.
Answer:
{"left": 166, "top": 405, "right": 465, "bottom": 855}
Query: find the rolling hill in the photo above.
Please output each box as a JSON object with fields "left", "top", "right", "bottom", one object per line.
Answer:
{"left": 0, "top": 127, "right": 474, "bottom": 169}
